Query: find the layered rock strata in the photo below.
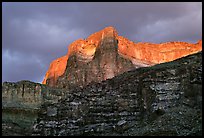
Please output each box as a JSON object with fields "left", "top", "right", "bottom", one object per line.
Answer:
{"left": 32, "top": 52, "right": 202, "bottom": 136}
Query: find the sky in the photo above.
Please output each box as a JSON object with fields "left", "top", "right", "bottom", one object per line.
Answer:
{"left": 2, "top": 2, "right": 202, "bottom": 83}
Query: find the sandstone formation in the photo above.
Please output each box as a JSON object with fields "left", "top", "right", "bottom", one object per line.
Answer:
{"left": 42, "top": 26, "right": 202, "bottom": 88}
{"left": 118, "top": 37, "right": 202, "bottom": 64}
{"left": 55, "top": 27, "right": 135, "bottom": 89}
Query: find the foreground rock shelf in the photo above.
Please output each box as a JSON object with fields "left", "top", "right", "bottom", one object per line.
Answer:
{"left": 33, "top": 51, "right": 201, "bottom": 136}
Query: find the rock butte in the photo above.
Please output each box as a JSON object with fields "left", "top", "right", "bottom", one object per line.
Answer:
{"left": 42, "top": 26, "right": 202, "bottom": 88}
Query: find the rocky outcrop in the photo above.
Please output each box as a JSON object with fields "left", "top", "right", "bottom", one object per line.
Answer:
{"left": 42, "top": 27, "right": 118, "bottom": 87}
{"left": 2, "top": 81, "right": 66, "bottom": 136}
{"left": 42, "top": 26, "right": 202, "bottom": 88}
{"left": 32, "top": 51, "right": 202, "bottom": 136}
{"left": 2, "top": 81, "right": 67, "bottom": 110}
{"left": 2, "top": 81, "right": 43, "bottom": 109}
{"left": 55, "top": 27, "right": 135, "bottom": 89}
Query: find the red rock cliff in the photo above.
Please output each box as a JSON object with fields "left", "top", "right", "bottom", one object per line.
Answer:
{"left": 118, "top": 36, "right": 202, "bottom": 64}
{"left": 42, "top": 26, "right": 202, "bottom": 88}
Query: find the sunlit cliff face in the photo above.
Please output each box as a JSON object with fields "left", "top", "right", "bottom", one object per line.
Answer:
{"left": 42, "top": 26, "right": 202, "bottom": 87}
{"left": 42, "top": 27, "right": 118, "bottom": 86}
{"left": 42, "top": 55, "right": 68, "bottom": 86}
{"left": 117, "top": 36, "right": 202, "bottom": 64}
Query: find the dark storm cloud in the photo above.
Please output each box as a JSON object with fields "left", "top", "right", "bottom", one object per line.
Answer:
{"left": 2, "top": 2, "right": 202, "bottom": 83}
{"left": 2, "top": 50, "right": 45, "bottom": 82}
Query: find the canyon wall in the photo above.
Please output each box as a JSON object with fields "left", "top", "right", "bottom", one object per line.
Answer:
{"left": 42, "top": 27, "right": 202, "bottom": 88}
{"left": 33, "top": 51, "right": 202, "bottom": 136}
{"left": 2, "top": 26, "right": 202, "bottom": 136}
{"left": 55, "top": 27, "right": 135, "bottom": 89}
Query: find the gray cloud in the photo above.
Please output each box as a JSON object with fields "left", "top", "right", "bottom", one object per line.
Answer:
{"left": 2, "top": 2, "right": 202, "bottom": 83}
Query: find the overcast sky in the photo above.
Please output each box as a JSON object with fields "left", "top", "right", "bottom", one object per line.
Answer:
{"left": 2, "top": 2, "right": 202, "bottom": 83}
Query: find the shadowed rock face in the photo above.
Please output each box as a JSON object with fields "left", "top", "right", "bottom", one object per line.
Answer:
{"left": 32, "top": 52, "right": 202, "bottom": 136}
{"left": 42, "top": 26, "right": 202, "bottom": 88}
